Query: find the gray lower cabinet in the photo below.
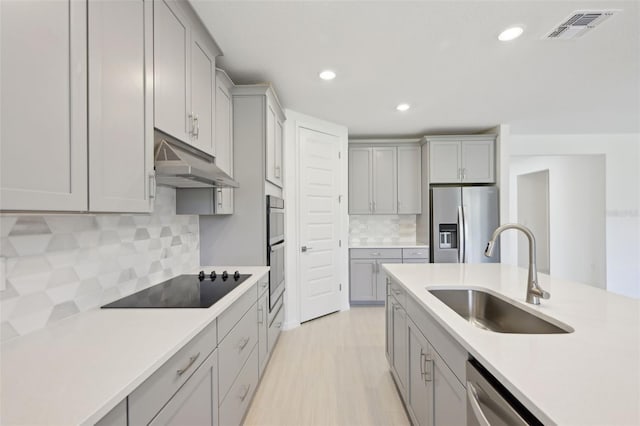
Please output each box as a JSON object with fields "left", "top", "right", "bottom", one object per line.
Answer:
{"left": 391, "top": 297, "right": 408, "bottom": 395}
{"left": 257, "top": 291, "right": 269, "bottom": 376}
{"left": 267, "top": 303, "right": 284, "bottom": 355}
{"left": 386, "top": 276, "right": 466, "bottom": 426}
{"left": 96, "top": 400, "right": 127, "bottom": 426}
{"left": 96, "top": 274, "right": 283, "bottom": 426}
{"left": 350, "top": 248, "right": 427, "bottom": 303}
{"left": 219, "top": 347, "right": 259, "bottom": 426}
{"left": 150, "top": 350, "right": 219, "bottom": 426}
{"left": 408, "top": 319, "right": 433, "bottom": 426}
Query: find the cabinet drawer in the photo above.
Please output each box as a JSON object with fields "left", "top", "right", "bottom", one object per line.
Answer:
{"left": 129, "top": 321, "right": 217, "bottom": 425}
{"left": 268, "top": 303, "right": 284, "bottom": 355}
{"left": 406, "top": 295, "right": 467, "bottom": 385}
{"left": 218, "top": 282, "right": 257, "bottom": 342}
{"left": 402, "top": 248, "right": 429, "bottom": 260}
{"left": 403, "top": 259, "right": 429, "bottom": 264}
{"left": 350, "top": 248, "right": 402, "bottom": 259}
{"left": 388, "top": 279, "right": 406, "bottom": 308}
{"left": 219, "top": 302, "right": 258, "bottom": 401}
{"left": 219, "top": 346, "right": 259, "bottom": 426}
{"left": 257, "top": 275, "right": 269, "bottom": 297}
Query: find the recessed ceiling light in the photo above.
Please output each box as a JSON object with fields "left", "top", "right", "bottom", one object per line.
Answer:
{"left": 396, "top": 103, "right": 410, "bottom": 112}
{"left": 319, "top": 70, "right": 336, "bottom": 80}
{"left": 498, "top": 26, "right": 524, "bottom": 41}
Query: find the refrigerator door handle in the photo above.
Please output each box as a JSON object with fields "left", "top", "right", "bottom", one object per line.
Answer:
{"left": 463, "top": 205, "right": 470, "bottom": 263}
{"left": 457, "top": 205, "right": 465, "bottom": 263}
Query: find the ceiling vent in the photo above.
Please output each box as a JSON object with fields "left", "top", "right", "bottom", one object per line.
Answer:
{"left": 545, "top": 10, "right": 619, "bottom": 39}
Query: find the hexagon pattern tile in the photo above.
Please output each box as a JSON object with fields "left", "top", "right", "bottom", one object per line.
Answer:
{"left": 0, "top": 187, "right": 199, "bottom": 341}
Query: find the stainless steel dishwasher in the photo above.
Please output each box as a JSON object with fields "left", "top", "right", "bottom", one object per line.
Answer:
{"left": 466, "top": 359, "right": 543, "bottom": 426}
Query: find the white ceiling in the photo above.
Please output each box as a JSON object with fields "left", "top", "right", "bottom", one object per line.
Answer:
{"left": 191, "top": 1, "right": 640, "bottom": 137}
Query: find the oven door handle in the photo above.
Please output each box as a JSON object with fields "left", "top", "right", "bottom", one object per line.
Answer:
{"left": 270, "top": 241, "right": 285, "bottom": 253}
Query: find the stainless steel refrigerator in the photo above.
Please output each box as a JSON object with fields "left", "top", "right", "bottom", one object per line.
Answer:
{"left": 430, "top": 186, "right": 500, "bottom": 263}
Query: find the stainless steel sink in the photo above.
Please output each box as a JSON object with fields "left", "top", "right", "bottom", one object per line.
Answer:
{"left": 428, "top": 288, "right": 573, "bottom": 334}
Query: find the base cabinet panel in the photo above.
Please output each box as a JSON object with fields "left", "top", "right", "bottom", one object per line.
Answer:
{"left": 408, "top": 320, "right": 434, "bottom": 426}
{"left": 219, "top": 347, "right": 259, "bottom": 426}
{"left": 149, "top": 350, "right": 218, "bottom": 426}
{"left": 386, "top": 277, "right": 467, "bottom": 426}
{"left": 433, "top": 349, "right": 466, "bottom": 426}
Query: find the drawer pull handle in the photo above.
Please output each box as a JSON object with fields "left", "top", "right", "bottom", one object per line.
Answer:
{"left": 176, "top": 352, "right": 200, "bottom": 376}
{"left": 239, "top": 384, "right": 252, "bottom": 402}
{"left": 370, "top": 252, "right": 380, "bottom": 256}
{"left": 238, "top": 337, "right": 250, "bottom": 351}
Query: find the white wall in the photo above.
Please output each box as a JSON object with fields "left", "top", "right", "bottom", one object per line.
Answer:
{"left": 517, "top": 170, "right": 550, "bottom": 274}
{"left": 507, "top": 133, "right": 640, "bottom": 298}
{"left": 510, "top": 155, "right": 606, "bottom": 288}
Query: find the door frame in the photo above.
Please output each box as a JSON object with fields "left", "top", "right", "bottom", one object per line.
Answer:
{"left": 283, "top": 110, "right": 349, "bottom": 329}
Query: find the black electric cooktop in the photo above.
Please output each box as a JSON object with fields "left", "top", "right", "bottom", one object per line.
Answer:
{"left": 102, "top": 270, "right": 251, "bottom": 309}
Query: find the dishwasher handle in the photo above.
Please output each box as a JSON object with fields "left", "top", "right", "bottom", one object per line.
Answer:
{"left": 467, "top": 383, "right": 491, "bottom": 426}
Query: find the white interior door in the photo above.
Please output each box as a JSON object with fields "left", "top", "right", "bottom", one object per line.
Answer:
{"left": 299, "top": 127, "right": 341, "bottom": 323}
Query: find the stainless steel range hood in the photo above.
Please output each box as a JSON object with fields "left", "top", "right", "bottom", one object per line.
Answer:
{"left": 154, "top": 135, "right": 238, "bottom": 188}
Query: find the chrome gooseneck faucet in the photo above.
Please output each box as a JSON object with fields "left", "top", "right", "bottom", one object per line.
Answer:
{"left": 484, "top": 223, "right": 550, "bottom": 305}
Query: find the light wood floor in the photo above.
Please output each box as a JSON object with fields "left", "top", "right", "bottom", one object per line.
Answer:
{"left": 244, "top": 307, "right": 410, "bottom": 426}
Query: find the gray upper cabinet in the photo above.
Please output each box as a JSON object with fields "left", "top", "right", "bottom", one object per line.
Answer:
{"left": 348, "top": 147, "right": 373, "bottom": 214}
{"left": 153, "top": 0, "right": 190, "bottom": 143}
{"left": 348, "top": 146, "right": 397, "bottom": 214}
{"left": 154, "top": 0, "right": 220, "bottom": 155}
{"left": 88, "top": 0, "right": 153, "bottom": 213}
{"left": 1, "top": 0, "right": 153, "bottom": 213}
{"left": 233, "top": 85, "right": 285, "bottom": 189}
{"left": 397, "top": 146, "right": 422, "bottom": 214}
{"left": 189, "top": 29, "right": 215, "bottom": 155}
{"left": 265, "top": 96, "right": 284, "bottom": 187}
{"left": 214, "top": 69, "right": 235, "bottom": 214}
{"left": 348, "top": 142, "right": 421, "bottom": 215}
{"left": 427, "top": 135, "right": 495, "bottom": 184}
{"left": 0, "top": 0, "right": 88, "bottom": 211}
{"left": 372, "top": 147, "right": 397, "bottom": 214}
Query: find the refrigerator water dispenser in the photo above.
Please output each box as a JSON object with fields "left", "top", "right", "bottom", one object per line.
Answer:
{"left": 439, "top": 224, "right": 458, "bottom": 249}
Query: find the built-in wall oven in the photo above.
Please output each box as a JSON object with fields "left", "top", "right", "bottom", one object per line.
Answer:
{"left": 267, "top": 195, "right": 285, "bottom": 312}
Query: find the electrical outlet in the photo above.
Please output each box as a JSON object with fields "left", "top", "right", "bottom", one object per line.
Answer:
{"left": 0, "top": 257, "right": 6, "bottom": 292}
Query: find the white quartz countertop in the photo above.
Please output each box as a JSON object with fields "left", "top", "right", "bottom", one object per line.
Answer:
{"left": 0, "top": 266, "right": 269, "bottom": 426}
{"left": 382, "top": 263, "right": 640, "bottom": 426}
{"left": 349, "top": 242, "right": 429, "bottom": 249}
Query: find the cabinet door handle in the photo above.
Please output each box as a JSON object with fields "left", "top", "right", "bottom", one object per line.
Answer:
{"left": 238, "top": 384, "right": 252, "bottom": 402}
{"left": 238, "top": 336, "right": 250, "bottom": 351}
{"left": 419, "top": 349, "right": 425, "bottom": 378}
{"left": 148, "top": 173, "right": 156, "bottom": 200}
{"left": 424, "top": 355, "right": 433, "bottom": 383}
{"left": 193, "top": 114, "right": 200, "bottom": 138}
{"left": 392, "top": 289, "right": 401, "bottom": 295}
{"left": 176, "top": 352, "right": 200, "bottom": 376}
{"left": 188, "top": 112, "right": 195, "bottom": 137}
{"left": 372, "top": 200, "right": 376, "bottom": 212}
{"left": 258, "top": 305, "right": 264, "bottom": 324}
{"left": 275, "top": 165, "right": 281, "bottom": 178}
{"left": 217, "top": 188, "right": 223, "bottom": 208}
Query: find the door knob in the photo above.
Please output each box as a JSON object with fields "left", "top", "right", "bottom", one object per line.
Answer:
{"left": 301, "top": 246, "right": 313, "bottom": 252}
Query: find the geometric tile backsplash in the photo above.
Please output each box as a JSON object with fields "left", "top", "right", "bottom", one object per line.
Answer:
{"left": 0, "top": 187, "right": 199, "bottom": 342}
{"left": 349, "top": 215, "right": 417, "bottom": 244}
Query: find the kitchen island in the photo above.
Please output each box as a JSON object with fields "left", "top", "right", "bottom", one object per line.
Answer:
{"left": 0, "top": 266, "right": 271, "bottom": 426}
{"left": 382, "top": 262, "right": 640, "bottom": 425}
